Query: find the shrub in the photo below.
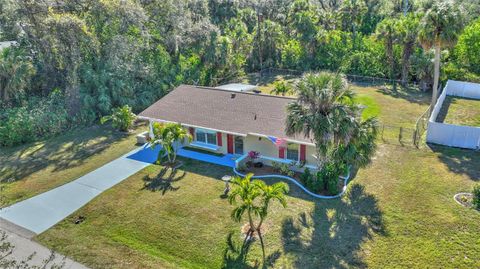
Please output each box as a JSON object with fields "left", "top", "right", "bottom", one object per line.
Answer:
{"left": 272, "top": 161, "right": 295, "bottom": 177}
{"left": 317, "top": 161, "right": 344, "bottom": 195}
{"left": 300, "top": 167, "right": 313, "bottom": 188}
{"left": 473, "top": 184, "right": 480, "bottom": 210}
{"left": 100, "top": 105, "right": 136, "bottom": 132}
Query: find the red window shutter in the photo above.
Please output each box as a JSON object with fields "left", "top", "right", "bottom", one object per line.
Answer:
{"left": 227, "top": 134, "right": 234, "bottom": 154}
{"left": 279, "top": 147, "right": 285, "bottom": 159}
{"left": 300, "top": 144, "right": 306, "bottom": 162}
{"left": 189, "top": 127, "right": 195, "bottom": 139}
{"left": 217, "top": 132, "right": 222, "bottom": 146}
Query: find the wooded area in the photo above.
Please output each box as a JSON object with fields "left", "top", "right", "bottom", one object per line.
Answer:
{"left": 1, "top": 0, "right": 479, "bottom": 146}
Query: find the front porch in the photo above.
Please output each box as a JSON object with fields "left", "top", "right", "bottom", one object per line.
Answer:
{"left": 127, "top": 144, "right": 238, "bottom": 168}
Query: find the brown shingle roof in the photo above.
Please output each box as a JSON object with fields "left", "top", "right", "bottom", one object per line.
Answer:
{"left": 139, "top": 85, "right": 312, "bottom": 144}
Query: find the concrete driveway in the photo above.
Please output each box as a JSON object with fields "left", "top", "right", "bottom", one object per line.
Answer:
{"left": 0, "top": 147, "right": 150, "bottom": 235}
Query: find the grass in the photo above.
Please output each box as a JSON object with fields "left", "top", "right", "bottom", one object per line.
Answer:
{"left": 0, "top": 124, "right": 146, "bottom": 207}
{"left": 436, "top": 96, "right": 480, "bottom": 126}
{"left": 36, "top": 145, "right": 480, "bottom": 268}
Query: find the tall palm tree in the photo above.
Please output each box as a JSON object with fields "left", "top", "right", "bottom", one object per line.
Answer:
{"left": 419, "top": 1, "right": 463, "bottom": 107}
{"left": 285, "top": 72, "right": 359, "bottom": 168}
{"left": 149, "top": 122, "right": 192, "bottom": 165}
{"left": 375, "top": 18, "right": 400, "bottom": 82}
{"left": 398, "top": 14, "right": 420, "bottom": 86}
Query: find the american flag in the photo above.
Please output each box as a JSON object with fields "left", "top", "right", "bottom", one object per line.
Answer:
{"left": 267, "top": 136, "right": 287, "bottom": 148}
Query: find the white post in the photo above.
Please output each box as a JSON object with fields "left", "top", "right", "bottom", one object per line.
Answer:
{"left": 149, "top": 120, "right": 155, "bottom": 140}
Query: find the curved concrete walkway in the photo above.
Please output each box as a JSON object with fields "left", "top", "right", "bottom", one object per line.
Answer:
{"left": 0, "top": 147, "right": 150, "bottom": 235}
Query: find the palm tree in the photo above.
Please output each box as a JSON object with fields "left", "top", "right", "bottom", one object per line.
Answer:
{"left": 286, "top": 72, "right": 358, "bottom": 167}
{"left": 149, "top": 122, "right": 192, "bottom": 165}
{"left": 375, "top": 18, "right": 400, "bottom": 82}
{"left": 228, "top": 174, "right": 289, "bottom": 262}
{"left": 286, "top": 72, "right": 378, "bottom": 171}
{"left": 270, "top": 80, "right": 292, "bottom": 96}
{"left": 254, "top": 180, "right": 288, "bottom": 260}
{"left": 398, "top": 14, "right": 420, "bottom": 86}
{"left": 228, "top": 173, "right": 262, "bottom": 239}
{"left": 419, "top": 1, "right": 463, "bottom": 107}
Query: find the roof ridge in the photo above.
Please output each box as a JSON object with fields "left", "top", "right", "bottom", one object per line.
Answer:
{"left": 179, "top": 84, "right": 297, "bottom": 100}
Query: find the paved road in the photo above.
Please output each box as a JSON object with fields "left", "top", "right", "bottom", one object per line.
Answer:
{"left": 0, "top": 218, "right": 89, "bottom": 268}
{"left": 0, "top": 147, "right": 149, "bottom": 234}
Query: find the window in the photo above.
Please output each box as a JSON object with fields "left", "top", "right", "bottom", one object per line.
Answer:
{"left": 195, "top": 128, "right": 217, "bottom": 145}
{"left": 234, "top": 136, "right": 244, "bottom": 155}
{"left": 286, "top": 143, "right": 299, "bottom": 161}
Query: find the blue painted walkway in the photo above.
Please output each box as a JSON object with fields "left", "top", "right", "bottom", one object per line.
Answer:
{"left": 127, "top": 145, "right": 237, "bottom": 168}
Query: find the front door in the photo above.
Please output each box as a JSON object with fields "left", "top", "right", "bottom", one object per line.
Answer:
{"left": 234, "top": 136, "right": 244, "bottom": 155}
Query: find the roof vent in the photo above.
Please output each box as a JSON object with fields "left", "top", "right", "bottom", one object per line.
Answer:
{"left": 231, "top": 93, "right": 236, "bottom": 99}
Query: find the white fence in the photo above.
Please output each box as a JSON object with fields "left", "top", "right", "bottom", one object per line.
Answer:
{"left": 426, "top": 80, "right": 480, "bottom": 149}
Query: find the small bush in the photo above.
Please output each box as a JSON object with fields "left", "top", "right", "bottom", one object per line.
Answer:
{"left": 300, "top": 167, "right": 313, "bottom": 188}
{"left": 473, "top": 184, "right": 480, "bottom": 210}
{"left": 272, "top": 161, "right": 295, "bottom": 177}
{"left": 100, "top": 105, "right": 136, "bottom": 132}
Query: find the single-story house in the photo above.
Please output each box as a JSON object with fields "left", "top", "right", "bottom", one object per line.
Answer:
{"left": 138, "top": 85, "right": 317, "bottom": 170}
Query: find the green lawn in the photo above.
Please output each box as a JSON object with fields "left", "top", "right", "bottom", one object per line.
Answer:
{"left": 36, "top": 145, "right": 480, "bottom": 268}
{"left": 436, "top": 96, "right": 480, "bottom": 126}
{"left": 0, "top": 124, "right": 146, "bottom": 207}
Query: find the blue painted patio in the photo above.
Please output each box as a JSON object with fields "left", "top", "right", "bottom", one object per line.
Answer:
{"left": 127, "top": 145, "right": 238, "bottom": 168}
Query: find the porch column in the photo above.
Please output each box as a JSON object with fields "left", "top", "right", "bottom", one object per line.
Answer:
{"left": 188, "top": 127, "right": 195, "bottom": 140}
{"left": 227, "top": 134, "right": 234, "bottom": 154}
{"left": 217, "top": 132, "right": 223, "bottom": 146}
{"left": 278, "top": 147, "right": 285, "bottom": 159}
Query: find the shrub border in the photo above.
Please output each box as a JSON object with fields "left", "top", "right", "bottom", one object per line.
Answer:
{"left": 232, "top": 167, "right": 351, "bottom": 199}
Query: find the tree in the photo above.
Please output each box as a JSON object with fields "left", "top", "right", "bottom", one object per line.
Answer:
{"left": 285, "top": 72, "right": 378, "bottom": 170}
{"left": 0, "top": 47, "right": 34, "bottom": 104}
{"left": 228, "top": 173, "right": 288, "bottom": 262}
{"left": 419, "top": 1, "right": 463, "bottom": 107}
{"left": 375, "top": 18, "right": 400, "bottom": 82}
{"left": 454, "top": 18, "right": 480, "bottom": 75}
{"left": 398, "top": 14, "right": 420, "bottom": 86}
{"left": 228, "top": 173, "right": 262, "bottom": 240}
{"left": 100, "top": 105, "right": 136, "bottom": 132}
{"left": 148, "top": 122, "right": 192, "bottom": 165}
{"left": 254, "top": 180, "right": 288, "bottom": 260}
{"left": 270, "top": 80, "right": 292, "bottom": 96}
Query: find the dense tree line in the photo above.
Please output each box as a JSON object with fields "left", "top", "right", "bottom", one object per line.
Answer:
{"left": 0, "top": 0, "right": 479, "bottom": 146}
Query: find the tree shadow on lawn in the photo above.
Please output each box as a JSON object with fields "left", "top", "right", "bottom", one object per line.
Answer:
{"left": 429, "top": 144, "right": 480, "bottom": 182}
{"left": 375, "top": 86, "right": 430, "bottom": 105}
{"left": 281, "top": 183, "right": 386, "bottom": 269}
{"left": 0, "top": 126, "right": 131, "bottom": 183}
{"left": 142, "top": 167, "right": 186, "bottom": 194}
{"left": 221, "top": 231, "right": 282, "bottom": 269}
